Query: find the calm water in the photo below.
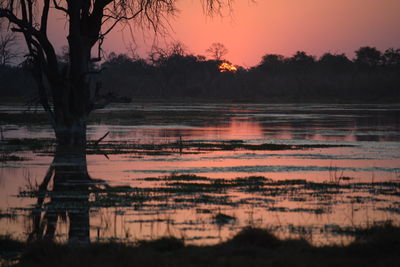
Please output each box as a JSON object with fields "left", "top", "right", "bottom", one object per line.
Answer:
{"left": 1, "top": 103, "right": 399, "bottom": 245}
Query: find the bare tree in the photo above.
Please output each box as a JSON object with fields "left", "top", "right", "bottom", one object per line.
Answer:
{"left": 0, "top": 0, "right": 230, "bottom": 147}
{"left": 149, "top": 41, "right": 187, "bottom": 66}
{"left": 0, "top": 31, "right": 19, "bottom": 66}
{"left": 206, "top": 42, "right": 228, "bottom": 61}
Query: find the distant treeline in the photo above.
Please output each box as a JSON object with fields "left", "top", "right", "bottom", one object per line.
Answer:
{"left": 1, "top": 46, "right": 399, "bottom": 102}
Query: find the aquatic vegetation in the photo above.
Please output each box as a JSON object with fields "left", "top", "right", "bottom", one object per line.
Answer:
{"left": 0, "top": 153, "right": 24, "bottom": 162}
{"left": 0, "top": 209, "right": 17, "bottom": 220}
{"left": 213, "top": 213, "right": 237, "bottom": 225}
{"left": 0, "top": 136, "right": 355, "bottom": 158}
{"left": 1, "top": 138, "right": 54, "bottom": 153}
{"left": 14, "top": 172, "right": 400, "bottom": 238}
{"left": 1, "top": 103, "right": 400, "bottom": 248}
{"left": 377, "top": 206, "right": 400, "bottom": 214}
{"left": 156, "top": 173, "right": 210, "bottom": 181}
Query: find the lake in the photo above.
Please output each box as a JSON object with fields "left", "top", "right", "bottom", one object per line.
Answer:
{"left": 1, "top": 103, "right": 399, "bottom": 245}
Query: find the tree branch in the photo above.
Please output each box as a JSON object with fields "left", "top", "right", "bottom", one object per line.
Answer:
{"left": 41, "top": 0, "right": 50, "bottom": 34}
{"left": 100, "top": 7, "right": 143, "bottom": 38}
{"left": 52, "top": 0, "right": 68, "bottom": 13}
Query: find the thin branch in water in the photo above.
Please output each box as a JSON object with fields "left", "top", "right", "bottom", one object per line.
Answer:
{"left": 94, "top": 131, "right": 110, "bottom": 146}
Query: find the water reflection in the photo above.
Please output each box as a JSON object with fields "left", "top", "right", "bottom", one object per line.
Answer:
{"left": 3, "top": 104, "right": 400, "bottom": 143}
{"left": 28, "top": 146, "right": 90, "bottom": 245}
{"left": 98, "top": 104, "right": 400, "bottom": 143}
{"left": 1, "top": 103, "right": 400, "bottom": 246}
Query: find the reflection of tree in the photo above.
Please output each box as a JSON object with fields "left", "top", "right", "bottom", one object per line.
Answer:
{"left": 257, "top": 107, "right": 400, "bottom": 142}
{"left": 28, "top": 145, "right": 90, "bottom": 245}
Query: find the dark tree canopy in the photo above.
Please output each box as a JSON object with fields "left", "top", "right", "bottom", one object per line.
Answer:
{"left": 289, "top": 51, "right": 315, "bottom": 65}
{"left": 383, "top": 48, "right": 400, "bottom": 67}
{"left": 1, "top": 44, "right": 400, "bottom": 103}
{"left": 257, "top": 54, "right": 284, "bottom": 72}
{"left": 355, "top": 46, "right": 382, "bottom": 67}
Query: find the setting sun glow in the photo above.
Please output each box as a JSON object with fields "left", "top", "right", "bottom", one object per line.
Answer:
{"left": 219, "top": 62, "right": 237, "bottom": 72}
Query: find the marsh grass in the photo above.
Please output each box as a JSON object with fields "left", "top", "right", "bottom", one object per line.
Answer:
{"left": 0, "top": 137, "right": 354, "bottom": 158}
{"left": 0, "top": 153, "right": 24, "bottom": 162}
{"left": 1, "top": 138, "right": 54, "bottom": 153}
{"left": 2, "top": 133, "right": 398, "bottom": 248}
{"left": 16, "top": 172, "right": 400, "bottom": 214}
{"left": 0, "top": 139, "right": 32, "bottom": 162}
{"left": 0, "top": 209, "right": 17, "bottom": 220}
{"left": 213, "top": 213, "right": 237, "bottom": 225}
{"left": 1, "top": 224, "right": 400, "bottom": 267}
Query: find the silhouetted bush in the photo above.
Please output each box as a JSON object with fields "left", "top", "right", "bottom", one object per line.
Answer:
{"left": 2, "top": 223, "right": 400, "bottom": 267}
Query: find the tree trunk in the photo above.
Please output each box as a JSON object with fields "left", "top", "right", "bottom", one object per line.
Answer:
{"left": 51, "top": 78, "right": 91, "bottom": 147}
{"left": 54, "top": 119, "right": 87, "bottom": 146}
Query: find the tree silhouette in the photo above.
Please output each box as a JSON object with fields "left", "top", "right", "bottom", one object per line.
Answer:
{"left": 0, "top": 31, "right": 19, "bottom": 66}
{"left": 355, "top": 46, "right": 382, "bottom": 67}
{"left": 288, "top": 51, "right": 315, "bottom": 65}
{"left": 149, "top": 42, "right": 187, "bottom": 66}
{"left": 0, "top": 0, "right": 229, "bottom": 147}
{"left": 318, "top": 53, "right": 351, "bottom": 71}
{"left": 206, "top": 42, "right": 228, "bottom": 61}
{"left": 257, "top": 54, "right": 285, "bottom": 72}
{"left": 383, "top": 48, "right": 400, "bottom": 68}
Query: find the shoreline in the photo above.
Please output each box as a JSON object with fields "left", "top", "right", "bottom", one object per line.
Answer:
{"left": 1, "top": 224, "right": 400, "bottom": 267}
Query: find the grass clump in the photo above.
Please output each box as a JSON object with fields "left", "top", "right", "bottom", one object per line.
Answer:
{"left": 348, "top": 222, "right": 400, "bottom": 252}
{"left": 0, "top": 235, "right": 25, "bottom": 263}
{"left": 138, "top": 237, "right": 184, "bottom": 252}
{"left": 225, "top": 227, "right": 279, "bottom": 248}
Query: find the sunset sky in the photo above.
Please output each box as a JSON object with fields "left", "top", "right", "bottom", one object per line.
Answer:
{"left": 48, "top": 0, "right": 400, "bottom": 67}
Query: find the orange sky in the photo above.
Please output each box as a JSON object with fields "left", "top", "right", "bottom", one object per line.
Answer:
{"left": 48, "top": 0, "right": 400, "bottom": 67}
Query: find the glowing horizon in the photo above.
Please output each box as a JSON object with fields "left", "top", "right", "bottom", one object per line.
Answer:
{"left": 171, "top": 0, "right": 400, "bottom": 67}
{"left": 43, "top": 0, "right": 400, "bottom": 67}
{"left": 219, "top": 62, "right": 238, "bottom": 72}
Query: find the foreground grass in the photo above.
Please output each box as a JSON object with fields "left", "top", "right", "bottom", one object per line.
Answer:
{"left": 1, "top": 224, "right": 400, "bottom": 267}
